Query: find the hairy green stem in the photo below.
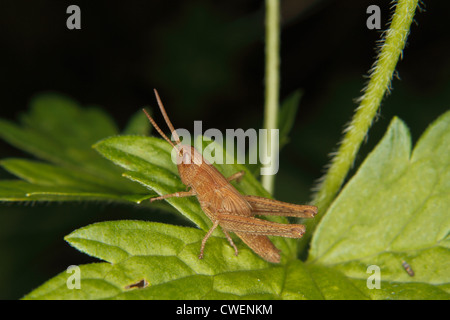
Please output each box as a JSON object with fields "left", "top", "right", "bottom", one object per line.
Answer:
{"left": 262, "top": 0, "right": 280, "bottom": 195}
{"left": 302, "top": 0, "right": 419, "bottom": 249}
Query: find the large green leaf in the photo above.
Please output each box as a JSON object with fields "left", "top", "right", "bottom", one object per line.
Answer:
{"left": 23, "top": 220, "right": 362, "bottom": 300}
{"left": 309, "top": 111, "right": 450, "bottom": 299}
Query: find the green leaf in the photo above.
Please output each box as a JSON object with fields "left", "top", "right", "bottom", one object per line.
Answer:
{"left": 278, "top": 90, "right": 302, "bottom": 148}
{"left": 309, "top": 111, "right": 450, "bottom": 299}
{"left": 0, "top": 94, "right": 152, "bottom": 203}
{"left": 24, "top": 221, "right": 361, "bottom": 300}
{"left": 122, "top": 109, "right": 152, "bottom": 136}
{"left": 94, "top": 135, "right": 209, "bottom": 227}
{"left": 2, "top": 158, "right": 125, "bottom": 192}
{"left": 0, "top": 94, "right": 116, "bottom": 169}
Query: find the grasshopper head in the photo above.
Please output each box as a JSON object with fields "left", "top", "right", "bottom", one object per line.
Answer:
{"left": 176, "top": 145, "right": 208, "bottom": 184}
{"left": 143, "top": 89, "right": 209, "bottom": 184}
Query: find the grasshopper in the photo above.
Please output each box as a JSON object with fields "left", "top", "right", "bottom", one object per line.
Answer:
{"left": 143, "top": 89, "right": 317, "bottom": 263}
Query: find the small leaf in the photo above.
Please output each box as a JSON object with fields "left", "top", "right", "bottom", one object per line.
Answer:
{"left": 2, "top": 158, "right": 124, "bottom": 192}
{"left": 278, "top": 90, "right": 302, "bottom": 148}
{"left": 24, "top": 94, "right": 118, "bottom": 146}
{"left": 309, "top": 111, "right": 450, "bottom": 299}
{"left": 122, "top": 109, "right": 152, "bottom": 136}
{"left": 0, "top": 94, "right": 117, "bottom": 172}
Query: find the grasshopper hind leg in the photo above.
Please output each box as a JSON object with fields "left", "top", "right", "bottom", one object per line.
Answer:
{"left": 222, "top": 230, "right": 239, "bottom": 256}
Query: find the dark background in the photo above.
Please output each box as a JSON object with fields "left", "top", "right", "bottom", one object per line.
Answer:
{"left": 0, "top": 0, "right": 448, "bottom": 299}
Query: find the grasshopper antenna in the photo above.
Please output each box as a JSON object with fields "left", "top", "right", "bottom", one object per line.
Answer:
{"left": 153, "top": 89, "right": 182, "bottom": 145}
{"left": 142, "top": 108, "right": 178, "bottom": 150}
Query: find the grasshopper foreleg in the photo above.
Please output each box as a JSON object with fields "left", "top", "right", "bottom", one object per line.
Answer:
{"left": 150, "top": 190, "right": 196, "bottom": 202}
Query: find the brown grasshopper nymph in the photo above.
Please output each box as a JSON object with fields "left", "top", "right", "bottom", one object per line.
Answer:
{"left": 143, "top": 89, "right": 317, "bottom": 263}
